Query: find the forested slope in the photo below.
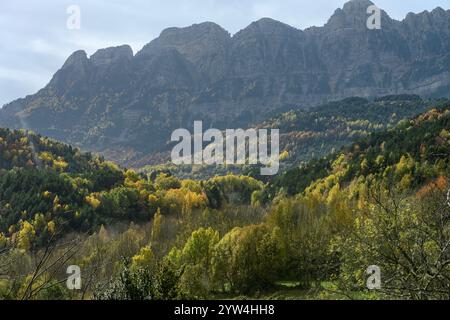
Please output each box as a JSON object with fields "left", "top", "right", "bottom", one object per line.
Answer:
{"left": 267, "top": 104, "right": 450, "bottom": 198}
{"left": 0, "top": 106, "right": 448, "bottom": 300}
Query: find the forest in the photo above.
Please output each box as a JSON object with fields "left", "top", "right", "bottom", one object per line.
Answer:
{"left": 141, "top": 96, "right": 446, "bottom": 179}
{"left": 0, "top": 102, "right": 449, "bottom": 300}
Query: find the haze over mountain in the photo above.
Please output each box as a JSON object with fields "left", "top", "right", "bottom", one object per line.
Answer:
{"left": 1, "top": 0, "right": 450, "bottom": 166}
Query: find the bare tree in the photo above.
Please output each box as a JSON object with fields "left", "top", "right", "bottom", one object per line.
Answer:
{"left": 20, "top": 232, "right": 81, "bottom": 300}
{"left": 366, "top": 181, "right": 450, "bottom": 300}
{"left": 0, "top": 240, "right": 12, "bottom": 277}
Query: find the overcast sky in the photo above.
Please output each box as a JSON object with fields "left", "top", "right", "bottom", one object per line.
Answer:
{"left": 1, "top": 0, "right": 449, "bottom": 107}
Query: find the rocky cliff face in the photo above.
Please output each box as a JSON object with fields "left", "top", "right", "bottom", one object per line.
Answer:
{"left": 2, "top": 0, "right": 450, "bottom": 166}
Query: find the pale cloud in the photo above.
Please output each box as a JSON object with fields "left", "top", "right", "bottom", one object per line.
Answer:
{"left": 30, "top": 38, "right": 70, "bottom": 59}
{"left": 0, "top": 66, "right": 48, "bottom": 87}
{"left": 252, "top": 3, "right": 278, "bottom": 19}
{"left": 0, "top": 66, "right": 50, "bottom": 108}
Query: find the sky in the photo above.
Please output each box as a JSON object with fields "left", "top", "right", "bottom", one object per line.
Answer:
{"left": 1, "top": 0, "right": 449, "bottom": 107}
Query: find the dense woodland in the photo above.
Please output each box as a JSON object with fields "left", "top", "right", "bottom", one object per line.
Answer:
{"left": 0, "top": 100, "right": 449, "bottom": 300}
{"left": 141, "top": 96, "right": 445, "bottom": 179}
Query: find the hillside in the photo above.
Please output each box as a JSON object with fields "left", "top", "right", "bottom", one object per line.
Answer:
{"left": 2, "top": 0, "right": 450, "bottom": 167}
{"left": 257, "top": 95, "right": 446, "bottom": 168}
{"left": 141, "top": 95, "right": 446, "bottom": 179}
{"left": 0, "top": 128, "right": 264, "bottom": 249}
{"left": 266, "top": 104, "right": 450, "bottom": 198}
{"left": 0, "top": 129, "right": 127, "bottom": 244}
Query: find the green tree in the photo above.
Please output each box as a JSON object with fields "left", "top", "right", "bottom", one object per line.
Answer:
{"left": 212, "top": 224, "right": 282, "bottom": 294}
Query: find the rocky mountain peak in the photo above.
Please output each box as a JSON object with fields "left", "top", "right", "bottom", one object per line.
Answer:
{"left": 325, "top": 0, "right": 389, "bottom": 31}
{"left": 138, "top": 22, "right": 230, "bottom": 57}
{"left": 61, "top": 50, "right": 88, "bottom": 69}
{"left": 137, "top": 22, "right": 231, "bottom": 80}
{"left": 48, "top": 50, "right": 92, "bottom": 96}
{"left": 90, "top": 45, "right": 133, "bottom": 67}
{"left": 235, "top": 17, "right": 299, "bottom": 38}
{"left": 342, "top": 0, "right": 375, "bottom": 14}
{"left": 158, "top": 21, "right": 230, "bottom": 40}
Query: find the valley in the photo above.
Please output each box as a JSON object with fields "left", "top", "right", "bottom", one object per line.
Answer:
{"left": 0, "top": 0, "right": 449, "bottom": 302}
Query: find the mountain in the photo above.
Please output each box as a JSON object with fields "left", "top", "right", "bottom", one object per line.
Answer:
{"left": 2, "top": 0, "right": 450, "bottom": 167}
